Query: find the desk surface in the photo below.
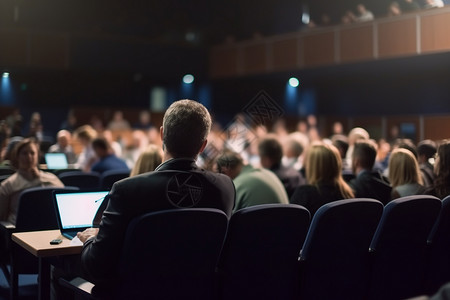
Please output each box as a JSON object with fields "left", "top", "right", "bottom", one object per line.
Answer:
{"left": 12, "top": 229, "right": 83, "bottom": 257}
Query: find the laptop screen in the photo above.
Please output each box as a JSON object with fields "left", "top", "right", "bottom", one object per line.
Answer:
{"left": 54, "top": 190, "right": 109, "bottom": 230}
{"left": 45, "top": 153, "right": 69, "bottom": 169}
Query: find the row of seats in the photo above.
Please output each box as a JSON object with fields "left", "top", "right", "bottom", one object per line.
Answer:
{"left": 56, "top": 169, "right": 130, "bottom": 190}
{"left": 2, "top": 186, "right": 449, "bottom": 299}
{"left": 64, "top": 195, "right": 450, "bottom": 300}
{"left": 0, "top": 168, "right": 130, "bottom": 190}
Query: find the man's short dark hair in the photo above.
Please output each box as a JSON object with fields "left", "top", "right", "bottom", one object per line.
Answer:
{"left": 162, "top": 99, "right": 212, "bottom": 158}
{"left": 258, "top": 134, "right": 283, "bottom": 166}
{"left": 353, "top": 140, "right": 377, "bottom": 170}
{"left": 417, "top": 139, "right": 437, "bottom": 159}
{"left": 92, "top": 137, "right": 109, "bottom": 152}
{"left": 393, "top": 138, "right": 418, "bottom": 158}
{"left": 216, "top": 151, "right": 243, "bottom": 174}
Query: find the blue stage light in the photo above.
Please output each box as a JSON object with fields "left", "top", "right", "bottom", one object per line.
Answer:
{"left": 289, "top": 77, "right": 299, "bottom": 88}
{"left": 183, "top": 74, "right": 194, "bottom": 84}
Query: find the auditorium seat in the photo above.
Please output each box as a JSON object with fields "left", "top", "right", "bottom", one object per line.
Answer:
{"left": 99, "top": 169, "right": 130, "bottom": 190}
{"left": 426, "top": 195, "right": 450, "bottom": 294}
{"left": 298, "top": 198, "right": 383, "bottom": 300}
{"left": 0, "top": 167, "right": 15, "bottom": 176}
{"left": 60, "top": 208, "right": 228, "bottom": 299}
{"left": 368, "top": 195, "right": 441, "bottom": 300}
{"left": 1, "top": 186, "right": 79, "bottom": 300}
{"left": 58, "top": 171, "right": 101, "bottom": 190}
{"left": 217, "top": 204, "right": 310, "bottom": 300}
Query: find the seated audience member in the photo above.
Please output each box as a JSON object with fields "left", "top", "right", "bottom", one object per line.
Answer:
{"left": 424, "top": 0, "right": 444, "bottom": 8}
{"left": 425, "top": 140, "right": 450, "bottom": 199}
{"left": 102, "top": 129, "right": 123, "bottom": 158}
{"left": 48, "top": 129, "right": 77, "bottom": 164}
{"left": 0, "top": 136, "right": 23, "bottom": 167}
{"left": 258, "top": 134, "right": 305, "bottom": 197}
{"left": 60, "top": 109, "right": 78, "bottom": 133}
{"left": 345, "top": 127, "right": 370, "bottom": 173}
{"left": 349, "top": 140, "right": 392, "bottom": 205}
{"left": 401, "top": 0, "right": 421, "bottom": 11}
{"left": 388, "top": 148, "right": 425, "bottom": 199}
{"left": 290, "top": 142, "right": 354, "bottom": 217}
{"left": 282, "top": 132, "right": 308, "bottom": 171}
{"left": 123, "top": 130, "right": 149, "bottom": 169}
{"left": 341, "top": 11, "right": 355, "bottom": 24}
{"left": 129, "top": 144, "right": 163, "bottom": 177}
{"left": 331, "top": 134, "right": 350, "bottom": 171}
{"left": 356, "top": 4, "right": 375, "bottom": 22}
{"left": 27, "top": 112, "right": 44, "bottom": 140}
{"left": 216, "top": 150, "right": 289, "bottom": 212}
{"left": 133, "top": 110, "right": 153, "bottom": 130}
{"left": 107, "top": 110, "right": 130, "bottom": 131}
{"left": 74, "top": 125, "right": 98, "bottom": 172}
{"left": 0, "top": 138, "right": 64, "bottom": 225}
{"left": 388, "top": 1, "right": 403, "bottom": 16}
{"left": 91, "top": 137, "right": 129, "bottom": 174}
{"left": 374, "top": 138, "right": 391, "bottom": 173}
{"left": 76, "top": 99, "right": 235, "bottom": 291}
{"left": 417, "top": 139, "right": 437, "bottom": 188}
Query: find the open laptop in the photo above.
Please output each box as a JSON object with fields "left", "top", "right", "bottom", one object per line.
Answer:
{"left": 53, "top": 190, "right": 109, "bottom": 239}
{"left": 45, "top": 153, "right": 69, "bottom": 170}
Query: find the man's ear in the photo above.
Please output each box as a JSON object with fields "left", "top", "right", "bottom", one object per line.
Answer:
{"left": 160, "top": 126, "right": 164, "bottom": 142}
{"left": 198, "top": 140, "right": 208, "bottom": 154}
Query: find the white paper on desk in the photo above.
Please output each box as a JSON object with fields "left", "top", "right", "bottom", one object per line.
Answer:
{"left": 70, "top": 236, "right": 83, "bottom": 246}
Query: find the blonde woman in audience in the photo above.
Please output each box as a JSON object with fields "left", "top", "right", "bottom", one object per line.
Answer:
{"left": 0, "top": 138, "right": 64, "bottom": 225}
{"left": 388, "top": 148, "right": 425, "bottom": 199}
{"left": 290, "top": 141, "right": 354, "bottom": 217}
{"left": 129, "top": 144, "right": 163, "bottom": 176}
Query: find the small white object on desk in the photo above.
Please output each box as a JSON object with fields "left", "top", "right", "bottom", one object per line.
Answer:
{"left": 70, "top": 236, "right": 83, "bottom": 246}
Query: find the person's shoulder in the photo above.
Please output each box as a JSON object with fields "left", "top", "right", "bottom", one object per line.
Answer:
{"left": 0, "top": 173, "right": 18, "bottom": 188}
{"left": 294, "top": 184, "right": 319, "bottom": 195}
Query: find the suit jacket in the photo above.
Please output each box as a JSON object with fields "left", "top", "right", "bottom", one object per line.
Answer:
{"left": 271, "top": 164, "right": 306, "bottom": 198}
{"left": 80, "top": 158, "right": 235, "bottom": 284}
{"left": 350, "top": 170, "right": 392, "bottom": 205}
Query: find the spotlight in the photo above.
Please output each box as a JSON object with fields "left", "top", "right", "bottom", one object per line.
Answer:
{"left": 2, "top": 72, "right": 9, "bottom": 78}
{"left": 289, "top": 77, "right": 299, "bottom": 88}
{"left": 183, "top": 74, "right": 194, "bottom": 84}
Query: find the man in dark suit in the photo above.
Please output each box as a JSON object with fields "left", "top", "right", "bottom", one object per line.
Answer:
{"left": 349, "top": 140, "right": 392, "bottom": 205}
{"left": 77, "top": 99, "right": 235, "bottom": 286}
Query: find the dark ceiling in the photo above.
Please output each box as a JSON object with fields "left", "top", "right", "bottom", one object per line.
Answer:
{"left": 0, "top": 0, "right": 413, "bottom": 46}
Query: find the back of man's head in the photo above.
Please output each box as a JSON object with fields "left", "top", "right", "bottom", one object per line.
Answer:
{"left": 92, "top": 137, "right": 110, "bottom": 158}
{"left": 216, "top": 151, "right": 244, "bottom": 179}
{"left": 258, "top": 134, "right": 283, "bottom": 168}
{"left": 162, "top": 99, "right": 212, "bottom": 158}
{"left": 353, "top": 140, "right": 377, "bottom": 170}
{"left": 417, "top": 139, "right": 437, "bottom": 159}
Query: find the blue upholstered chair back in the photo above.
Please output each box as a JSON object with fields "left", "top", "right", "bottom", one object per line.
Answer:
{"left": 426, "top": 195, "right": 450, "bottom": 294}
{"left": 115, "top": 208, "right": 228, "bottom": 300}
{"left": 218, "top": 204, "right": 311, "bottom": 300}
{"left": 368, "top": 195, "right": 441, "bottom": 300}
{"left": 299, "top": 198, "right": 383, "bottom": 300}
{"left": 15, "top": 186, "right": 79, "bottom": 231}
{"left": 10, "top": 186, "right": 79, "bottom": 299}
{"left": 99, "top": 169, "right": 130, "bottom": 190}
{"left": 58, "top": 171, "right": 101, "bottom": 190}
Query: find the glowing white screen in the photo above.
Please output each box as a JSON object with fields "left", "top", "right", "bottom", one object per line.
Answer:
{"left": 55, "top": 191, "right": 108, "bottom": 229}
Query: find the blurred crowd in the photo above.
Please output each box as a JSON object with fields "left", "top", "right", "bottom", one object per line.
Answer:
{"left": 1, "top": 107, "right": 449, "bottom": 219}
{"left": 308, "top": 0, "right": 445, "bottom": 28}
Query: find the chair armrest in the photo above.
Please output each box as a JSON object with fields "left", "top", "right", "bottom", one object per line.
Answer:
{"left": 59, "top": 277, "right": 96, "bottom": 299}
